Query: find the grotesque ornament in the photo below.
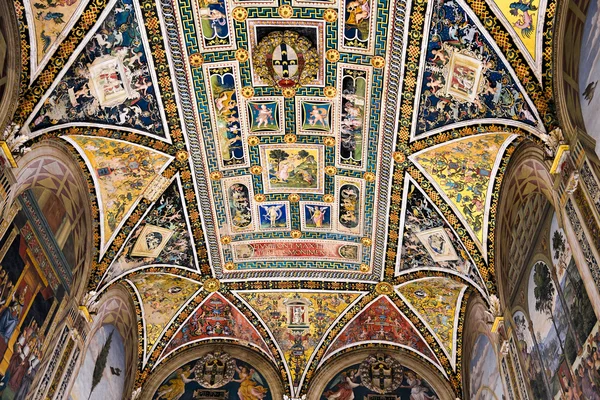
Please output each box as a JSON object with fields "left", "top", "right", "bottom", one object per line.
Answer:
{"left": 253, "top": 30, "right": 319, "bottom": 91}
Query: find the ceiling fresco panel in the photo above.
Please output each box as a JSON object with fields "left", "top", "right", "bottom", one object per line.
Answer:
{"left": 100, "top": 176, "right": 199, "bottom": 287}
{"left": 28, "top": 0, "right": 171, "bottom": 140}
{"left": 410, "top": 132, "right": 516, "bottom": 258}
{"left": 411, "top": 0, "right": 543, "bottom": 140}
{"left": 321, "top": 296, "right": 442, "bottom": 370}
{"left": 235, "top": 290, "right": 364, "bottom": 392}
{"left": 127, "top": 272, "right": 202, "bottom": 361}
{"left": 62, "top": 135, "right": 173, "bottom": 255}
{"left": 485, "top": 0, "right": 547, "bottom": 80}
{"left": 5, "top": 0, "right": 562, "bottom": 391}
{"left": 396, "top": 277, "right": 468, "bottom": 369}
{"left": 24, "top": 0, "right": 90, "bottom": 78}
{"left": 396, "top": 174, "right": 486, "bottom": 292}
{"left": 159, "top": 292, "right": 272, "bottom": 362}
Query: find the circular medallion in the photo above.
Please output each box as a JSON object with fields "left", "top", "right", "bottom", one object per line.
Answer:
{"left": 236, "top": 48, "right": 249, "bottom": 63}
{"left": 361, "top": 237, "right": 372, "bottom": 246}
{"left": 284, "top": 133, "right": 297, "bottom": 143}
{"left": 360, "top": 263, "right": 370, "bottom": 272}
{"left": 253, "top": 30, "right": 319, "bottom": 90}
{"left": 363, "top": 172, "right": 376, "bottom": 182}
{"left": 325, "top": 166, "right": 337, "bottom": 176}
{"left": 323, "top": 194, "right": 334, "bottom": 203}
{"left": 176, "top": 150, "right": 189, "bottom": 162}
{"left": 210, "top": 171, "right": 223, "bottom": 181}
{"left": 250, "top": 165, "right": 263, "bottom": 175}
{"left": 371, "top": 56, "right": 385, "bottom": 69}
{"left": 204, "top": 278, "right": 221, "bottom": 292}
{"left": 323, "top": 9, "right": 337, "bottom": 22}
{"left": 248, "top": 135, "right": 260, "bottom": 146}
{"left": 290, "top": 230, "right": 302, "bottom": 239}
{"left": 241, "top": 86, "right": 255, "bottom": 99}
{"left": 220, "top": 236, "right": 232, "bottom": 245}
{"left": 288, "top": 193, "right": 300, "bottom": 202}
{"left": 359, "top": 353, "right": 404, "bottom": 394}
{"left": 189, "top": 53, "right": 204, "bottom": 67}
{"left": 393, "top": 151, "right": 406, "bottom": 163}
{"left": 254, "top": 193, "right": 266, "bottom": 202}
{"left": 278, "top": 4, "right": 293, "bottom": 18}
{"left": 326, "top": 49, "right": 340, "bottom": 63}
{"left": 323, "top": 137, "right": 336, "bottom": 147}
{"left": 375, "top": 282, "right": 393, "bottom": 296}
{"left": 224, "top": 262, "right": 235, "bottom": 271}
{"left": 232, "top": 7, "right": 248, "bottom": 22}
{"left": 324, "top": 86, "right": 337, "bottom": 98}
{"left": 282, "top": 87, "right": 296, "bottom": 98}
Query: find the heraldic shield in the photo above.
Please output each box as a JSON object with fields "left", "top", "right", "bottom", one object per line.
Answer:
{"left": 359, "top": 353, "right": 405, "bottom": 394}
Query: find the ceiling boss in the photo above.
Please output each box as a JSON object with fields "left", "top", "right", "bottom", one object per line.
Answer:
{"left": 252, "top": 30, "right": 320, "bottom": 94}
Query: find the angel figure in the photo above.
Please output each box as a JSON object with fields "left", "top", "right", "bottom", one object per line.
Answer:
{"left": 234, "top": 363, "right": 269, "bottom": 400}
{"left": 323, "top": 369, "right": 362, "bottom": 400}
{"left": 156, "top": 365, "right": 194, "bottom": 400}
{"left": 402, "top": 371, "right": 437, "bottom": 400}
{"left": 306, "top": 205, "right": 328, "bottom": 228}
{"left": 260, "top": 204, "right": 285, "bottom": 228}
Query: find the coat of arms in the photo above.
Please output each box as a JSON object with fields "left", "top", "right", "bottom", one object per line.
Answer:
{"left": 359, "top": 353, "right": 405, "bottom": 394}
{"left": 192, "top": 351, "right": 237, "bottom": 388}
{"left": 252, "top": 30, "right": 320, "bottom": 90}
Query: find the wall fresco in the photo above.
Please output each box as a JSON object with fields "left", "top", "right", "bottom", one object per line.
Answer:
{"left": 523, "top": 259, "right": 598, "bottom": 398}
{"left": 237, "top": 291, "right": 360, "bottom": 386}
{"left": 31, "top": 0, "right": 167, "bottom": 138}
{"left": 579, "top": 0, "right": 600, "bottom": 156}
{"left": 129, "top": 274, "right": 201, "bottom": 351}
{"left": 0, "top": 224, "right": 59, "bottom": 400}
{"left": 320, "top": 355, "right": 438, "bottom": 399}
{"left": 397, "top": 277, "right": 466, "bottom": 362}
{"left": 64, "top": 135, "right": 171, "bottom": 250}
{"left": 469, "top": 334, "right": 505, "bottom": 399}
{"left": 153, "top": 352, "right": 272, "bottom": 400}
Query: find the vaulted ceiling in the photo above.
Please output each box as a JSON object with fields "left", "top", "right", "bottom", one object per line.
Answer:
{"left": 9, "top": 0, "right": 557, "bottom": 395}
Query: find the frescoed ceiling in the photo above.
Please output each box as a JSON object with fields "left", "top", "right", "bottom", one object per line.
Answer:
{"left": 8, "top": 0, "right": 558, "bottom": 395}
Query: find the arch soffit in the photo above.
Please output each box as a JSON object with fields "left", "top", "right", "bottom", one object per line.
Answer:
{"left": 495, "top": 143, "right": 554, "bottom": 307}
{"left": 10, "top": 139, "right": 94, "bottom": 298}
{"left": 0, "top": 0, "right": 21, "bottom": 133}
